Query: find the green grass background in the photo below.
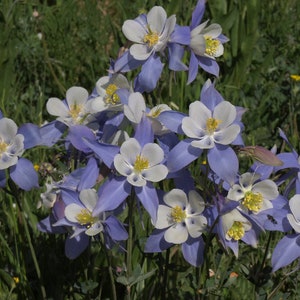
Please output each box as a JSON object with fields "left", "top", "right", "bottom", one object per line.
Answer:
{"left": 1, "top": 0, "right": 300, "bottom": 299}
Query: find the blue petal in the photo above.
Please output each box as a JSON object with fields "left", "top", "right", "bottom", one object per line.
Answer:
{"left": 18, "top": 123, "right": 42, "bottom": 149}
{"left": 105, "top": 215, "right": 128, "bottom": 241}
{"left": 83, "top": 138, "right": 120, "bottom": 169}
{"left": 134, "top": 115, "right": 154, "bottom": 147}
{"left": 37, "top": 215, "right": 67, "bottom": 234}
{"left": 94, "top": 176, "right": 131, "bottom": 215}
{"left": 170, "top": 25, "right": 191, "bottom": 45}
{"left": 135, "top": 183, "right": 159, "bottom": 222}
{"left": 134, "top": 55, "right": 164, "bottom": 93}
{"left": 68, "top": 125, "right": 96, "bottom": 153}
{"left": 40, "top": 121, "right": 66, "bottom": 146}
{"left": 10, "top": 158, "right": 39, "bottom": 191}
{"left": 198, "top": 56, "right": 220, "bottom": 77}
{"left": 65, "top": 233, "right": 90, "bottom": 259}
{"left": 187, "top": 52, "right": 199, "bottom": 84}
{"left": 144, "top": 229, "right": 172, "bottom": 252}
{"left": 182, "top": 236, "right": 205, "bottom": 267}
{"left": 167, "top": 139, "right": 202, "bottom": 173}
{"left": 157, "top": 110, "right": 186, "bottom": 134}
{"left": 78, "top": 157, "right": 99, "bottom": 190}
{"left": 191, "top": 0, "right": 206, "bottom": 29}
{"left": 114, "top": 51, "right": 144, "bottom": 72}
{"left": 207, "top": 145, "right": 238, "bottom": 185}
{"left": 200, "top": 81, "right": 224, "bottom": 110}
{"left": 272, "top": 234, "right": 300, "bottom": 272}
{"left": 168, "top": 43, "right": 188, "bottom": 71}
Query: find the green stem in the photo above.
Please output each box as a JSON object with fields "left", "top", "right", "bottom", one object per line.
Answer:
{"left": 101, "top": 235, "right": 117, "bottom": 300}
{"left": 126, "top": 192, "right": 135, "bottom": 300}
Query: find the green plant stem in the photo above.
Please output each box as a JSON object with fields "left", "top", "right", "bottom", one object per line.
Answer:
{"left": 101, "top": 235, "right": 117, "bottom": 300}
{"left": 126, "top": 193, "right": 135, "bottom": 300}
{"left": 9, "top": 181, "right": 46, "bottom": 299}
{"left": 161, "top": 248, "right": 170, "bottom": 300}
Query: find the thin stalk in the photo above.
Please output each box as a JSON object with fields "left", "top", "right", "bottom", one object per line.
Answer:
{"left": 100, "top": 235, "right": 117, "bottom": 300}
{"left": 161, "top": 248, "right": 170, "bottom": 300}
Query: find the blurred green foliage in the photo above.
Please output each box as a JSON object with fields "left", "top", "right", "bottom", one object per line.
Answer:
{"left": 1, "top": 0, "right": 300, "bottom": 299}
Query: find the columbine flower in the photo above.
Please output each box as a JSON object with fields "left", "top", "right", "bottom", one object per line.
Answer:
{"left": 190, "top": 21, "right": 224, "bottom": 59}
{"left": 114, "top": 138, "right": 168, "bottom": 187}
{"left": 0, "top": 118, "right": 24, "bottom": 169}
{"left": 272, "top": 194, "right": 300, "bottom": 272}
{"left": 221, "top": 208, "right": 252, "bottom": 242}
{"left": 181, "top": 100, "right": 240, "bottom": 149}
{"left": 147, "top": 104, "right": 172, "bottom": 135}
{"left": 64, "top": 189, "right": 104, "bottom": 237}
{"left": 122, "top": 6, "right": 176, "bottom": 60}
{"left": 155, "top": 189, "right": 207, "bottom": 244}
{"left": 227, "top": 172, "right": 279, "bottom": 214}
{"left": 90, "top": 74, "right": 131, "bottom": 112}
{"left": 46, "top": 86, "right": 94, "bottom": 126}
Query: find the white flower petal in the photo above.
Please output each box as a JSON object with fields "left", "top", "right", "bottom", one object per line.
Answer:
{"left": 213, "top": 101, "right": 236, "bottom": 129}
{"left": 142, "top": 165, "right": 168, "bottom": 182}
{"left": 66, "top": 86, "right": 89, "bottom": 107}
{"left": 96, "top": 76, "right": 110, "bottom": 96}
{"left": 227, "top": 184, "right": 245, "bottom": 201}
{"left": 130, "top": 43, "right": 152, "bottom": 60}
{"left": 147, "top": 6, "right": 167, "bottom": 34}
{"left": 186, "top": 215, "right": 207, "bottom": 238}
{"left": 163, "top": 189, "right": 188, "bottom": 208}
{"left": 124, "top": 92, "right": 146, "bottom": 123}
{"left": 213, "top": 124, "right": 240, "bottom": 145}
{"left": 127, "top": 173, "right": 146, "bottom": 187}
{"left": 189, "top": 101, "right": 211, "bottom": 125}
{"left": 190, "top": 20, "right": 209, "bottom": 37}
{"left": 191, "top": 136, "right": 215, "bottom": 149}
{"left": 141, "top": 143, "right": 164, "bottom": 166}
{"left": 120, "top": 138, "right": 141, "bottom": 165}
{"left": 289, "top": 194, "right": 300, "bottom": 221}
{"left": 85, "top": 222, "right": 103, "bottom": 236}
{"left": 65, "top": 203, "right": 84, "bottom": 223}
{"left": 46, "top": 98, "right": 69, "bottom": 117}
{"left": 287, "top": 213, "right": 300, "bottom": 233}
{"left": 187, "top": 190, "right": 205, "bottom": 214}
{"left": 155, "top": 205, "right": 173, "bottom": 229}
{"left": 122, "top": 20, "right": 146, "bottom": 43}
{"left": 114, "top": 154, "right": 132, "bottom": 176}
{"left": 252, "top": 180, "right": 278, "bottom": 200}
{"left": 164, "top": 223, "right": 188, "bottom": 244}
{"left": 0, "top": 118, "right": 18, "bottom": 142}
{"left": 203, "top": 23, "right": 222, "bottom": 38}
{"left": 79, "top": 189, "right": 98, "bottom": 211}
{"left": 182, "top": 117, "right": 205, "bottom": 139}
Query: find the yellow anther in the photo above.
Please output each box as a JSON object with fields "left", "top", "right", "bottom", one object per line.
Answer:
{"left": 133, "top": 155, "right": 149, "bottom": 173}
{"left": 69, "top": 103, "right": 83, "bottom": 120}
{"left": 206, "top": 117, "right": 221, "bottom": 134}
{"left": 143, "top": 28, "right": 159, "bottom": 47}
{"left": 0, "top": 140, "right": 8, "bottom": 156}
{"left": 76, "top": 209, "right": 97, "bottom": 226}
{"left": 205, "top": 37, "right": 220, "bottom": 56}
{"left": 242, "top": 191, "right": 263, "bottom": 212}
{"left": 227, "top": 221, "right": 245, "bottom": 240}
{"left": 171, "top": 205, "right": 187, "bottom": 223}
{"left": 105, "top": 84, "right": 120, "bottom": 105}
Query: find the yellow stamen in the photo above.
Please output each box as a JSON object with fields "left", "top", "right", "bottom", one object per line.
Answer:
{"left": 242, "top": 191, "right": 263, "bottom": 212}
{"left": 206, "top": 117, "right": 222, "bottom": 134}
{"left": 0, "top": 140, "right": 8, "bottom": 156}
{"left": 227, "top": 221, "right": 245, "bottom": 240}
{"left": 105, "top": 84, "right": 120, "bottom": 105}
{"left": 143, "top": 27, "right": 159, "bottom": 47}
{"left": 69, "top": 103, "right": 83, "bottom": 120}
{"left": 34, "top": 164, "right": 40, "bottom": 171}
{"left": 170, "top": 205, "right": 187, "bottom": 223}
{"left": 149, "top": 107, "right": 163, "bottom": 118}
{"left": 76, "top": 209, "right": 97, "bottom": 226}
{"left": 205, "top": 36, "right": 220, "bottom": 56}
{"left": 133, "top": 155, "right": 149, "bottom": 173}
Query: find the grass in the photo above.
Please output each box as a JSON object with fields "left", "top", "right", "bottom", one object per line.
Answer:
{"left": 1, "top": 0, "right": 300, "bottom": 299}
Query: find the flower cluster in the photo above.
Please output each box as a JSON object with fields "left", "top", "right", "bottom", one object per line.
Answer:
{"left": 1, "top": 0, "right": 300, "bottom": 272}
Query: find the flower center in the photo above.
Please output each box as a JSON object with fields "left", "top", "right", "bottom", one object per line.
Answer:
{"left": 206, "top": 117, "right": 221, "bottom": 134}
{"left": 0, "top": 140, "right": 8, "bottom": 157}
{"left": 69, "top": 103, "right": 83, "bottom": 120}
{"left": 205, "top": 36, "right": 220, "bottom": 56}
{"left": 170, "top": 205, "right": 187, "bottom": 223}
{"left": 105, "top": 84, "right": 120, "bottom": 105}
{"left": 143, "top": 27, "right": 159, "bottom": 47}
{"left": 76, "top": 208, "right": 98, "bottom": 227}
{"left": 242, "top": 191, "right": 263, "bottom": 212}
{"left": 227, "top": 221, "right": 245, "bottom": 240}
{"left": 133, "top": 155, "right": 149, "bottom": 173}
